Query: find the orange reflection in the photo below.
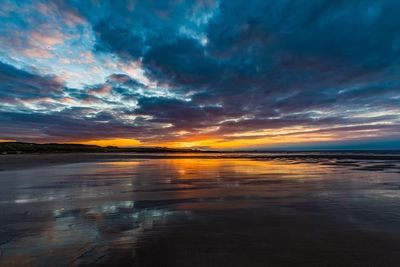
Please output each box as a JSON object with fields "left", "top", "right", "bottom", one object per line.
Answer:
{"left": 163, "top": 158, "right": 329, "bottom": 180}
{"left": 98, "top": 161, "right": 141, "bottom": 166}
{"left": 95, "top": 157, "right": 331, "bottom": 181}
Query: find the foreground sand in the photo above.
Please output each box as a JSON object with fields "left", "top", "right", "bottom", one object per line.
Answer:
{"left": 0, "top": 153, "right": 135, "bottom": 171}
{"left": 0, "top": 155, "right": 400, "bottom": 266}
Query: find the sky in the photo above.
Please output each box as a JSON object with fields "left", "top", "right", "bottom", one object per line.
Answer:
{"left": 0, "top": 0, "right": 400, "bottom": 150}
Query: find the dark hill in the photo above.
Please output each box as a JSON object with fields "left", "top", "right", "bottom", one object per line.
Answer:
{"left": 0, "top": 142, "right": 199, "bottom": 154}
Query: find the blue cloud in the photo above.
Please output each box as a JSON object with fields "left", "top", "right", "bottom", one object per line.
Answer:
{"left": 0, "top": 62, "right": 64, "bottom": 101}
{"left": 0, "top": 0, "right": 400, "bottom": 147}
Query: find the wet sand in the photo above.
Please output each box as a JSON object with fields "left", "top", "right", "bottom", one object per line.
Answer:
{"left": 0, "top": 153, "right": 139, "bottom": 171}
{"left": 1, "top": 152, "right": 400, "bottom": 171}
{"left": 1, "top": 154, "right": 400, "bottom": 266}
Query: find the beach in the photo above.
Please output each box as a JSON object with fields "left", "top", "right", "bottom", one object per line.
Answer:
{"left": 1, "top": 152, "right": 400, "bottom": 171}
{"left": 1, "top": 153, "right": 400, "bottom": 266}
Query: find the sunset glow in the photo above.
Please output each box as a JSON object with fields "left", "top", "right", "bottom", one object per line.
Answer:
{"left": 76, "top": 138, "right": 142, "bottom": 147}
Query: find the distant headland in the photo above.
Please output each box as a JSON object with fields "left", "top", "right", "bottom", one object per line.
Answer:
{"left": 0, "top": 142, "right": 201, "bottom": 154}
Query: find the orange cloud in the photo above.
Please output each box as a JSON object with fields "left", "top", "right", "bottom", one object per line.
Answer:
{"left": 151, "top": 131, "right": 336, "bottom": 149}
{"left": 22, "top": 48, "right": 53, "bottom": 59}
{"left": 89, "top": 85, "right": 113, "bottom": 96}
{"left": 30, "top": 31, "right": 66, "bottom": 47}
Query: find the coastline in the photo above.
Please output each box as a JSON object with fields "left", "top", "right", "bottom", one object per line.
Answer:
{"left": 1, "top": 152, "right": 400, "bottom": 171}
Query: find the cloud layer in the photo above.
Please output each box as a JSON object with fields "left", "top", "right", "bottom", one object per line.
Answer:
{"left": 1, "top": 0, "right": 400, "bottom": 148}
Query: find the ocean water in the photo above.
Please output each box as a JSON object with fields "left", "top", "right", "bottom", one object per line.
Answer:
{"left": 1, "top": 155, "right": 400, "bottom": 266}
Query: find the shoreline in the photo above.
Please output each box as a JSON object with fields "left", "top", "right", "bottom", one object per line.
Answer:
{"left": 1, "top": 152, "right": 400, "bottom": 171}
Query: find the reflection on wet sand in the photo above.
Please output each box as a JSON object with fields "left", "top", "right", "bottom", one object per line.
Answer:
{"left": 1, "top": 157, "right": 400, "bottom": 266}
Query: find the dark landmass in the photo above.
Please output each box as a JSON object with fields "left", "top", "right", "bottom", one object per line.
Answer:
{"left": 0, "top": 142, "right": 199, "bottom": 154}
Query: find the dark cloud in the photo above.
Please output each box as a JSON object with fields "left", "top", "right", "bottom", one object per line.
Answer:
{"left": 136, "top": 96, "right": 226, "bottom": 130}
{"left": 67, "top": 0, "right": 215, "bottom": 59}
{"left": 1, "top": 0, "right": 400, "bottom": 147}
{"left": 93, "top": 19, "right": 146, "bottom": 59}
{"left": 143, "top": 37, "right": 222, "bottom": 87}
{"left": 0, "top": 62, "right": 64, "bottom": 103}
{"left": 0, "top": 109, "right": 136, "bottom": 142}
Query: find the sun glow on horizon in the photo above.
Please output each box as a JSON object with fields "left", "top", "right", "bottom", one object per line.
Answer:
{"left": 67, "top": 126, "right": 392, "bottom": 149}
{"left": 74, "top": 138, "right": 142, "bottom": 147}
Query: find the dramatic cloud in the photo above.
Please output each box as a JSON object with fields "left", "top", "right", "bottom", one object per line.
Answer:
{"left": 1, "top": 0, "right": 400, "bottom": 149}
